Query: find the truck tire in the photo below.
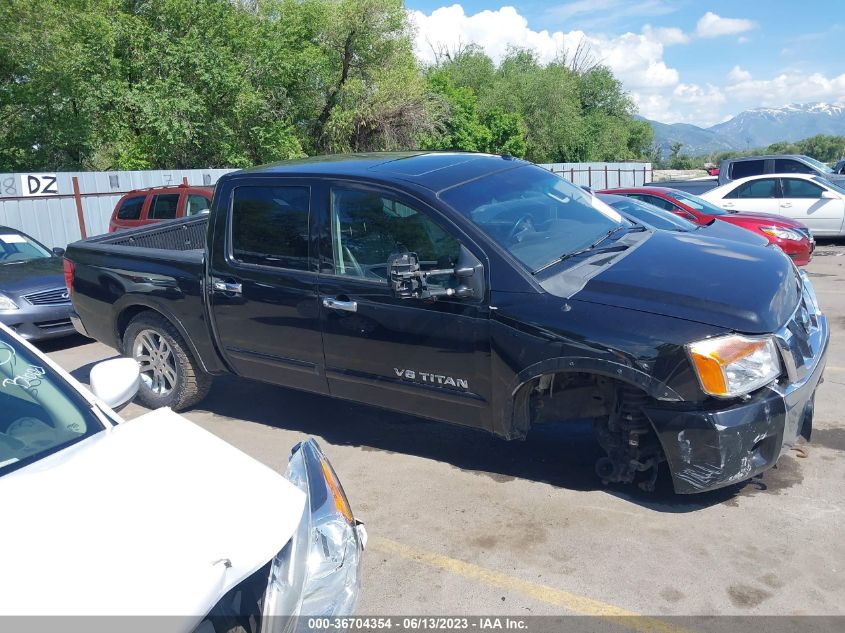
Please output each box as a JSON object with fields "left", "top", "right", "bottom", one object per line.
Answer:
{"left": 122, "top": 312, "right": 212, "bottom": 411}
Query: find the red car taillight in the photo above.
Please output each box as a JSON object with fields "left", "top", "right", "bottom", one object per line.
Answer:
{"left": 63, "top": 258, "right": 75, "bottom": 296}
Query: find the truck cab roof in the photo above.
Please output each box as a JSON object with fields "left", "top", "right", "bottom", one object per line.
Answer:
{"left": 231, "top": 151, "right": 527, "bottom": 193}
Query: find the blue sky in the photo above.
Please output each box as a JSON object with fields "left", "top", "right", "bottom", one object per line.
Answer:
{"left": 406, "top": 1, "right": 845, "bottom": 126}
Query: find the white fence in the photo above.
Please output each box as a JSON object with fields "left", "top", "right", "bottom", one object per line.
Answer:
{"left": 0, "top": 161, "right": 651, "bottom": 248}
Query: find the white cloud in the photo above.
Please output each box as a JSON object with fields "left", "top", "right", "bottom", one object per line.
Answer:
{"left": 642, "top": 25, "right": 689, "bottom": 46}
{"left": 695, "top": 12, "right": 756, "bottom": 39}
{"left": 725, "top": 71, "right": 845, "bottom": 106}
{"left": 728, "top": 66, "right": 752, "bottom": 83}
{"left": 409, "top": 5, "right": 845, "bottom": 127}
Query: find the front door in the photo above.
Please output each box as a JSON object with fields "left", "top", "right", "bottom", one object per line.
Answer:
{"left": 317, "top": 184, "right": 492, "bottom": 430}
{"left": 208, "top": 179, "right": 327, "bottom": 393}
{"left": 779, "top": 177, "right": 845, "bottom": 235}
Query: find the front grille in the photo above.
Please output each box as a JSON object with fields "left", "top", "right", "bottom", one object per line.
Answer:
{"left": 23, "top": 287, "right": 71, "bottom": 306}
{"left": 775, "top": 278, "right": 823, "bottom": 384}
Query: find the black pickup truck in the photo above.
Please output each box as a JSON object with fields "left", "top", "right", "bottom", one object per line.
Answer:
{"left": 65, "top": 152, "right": 829, "bottom": 493}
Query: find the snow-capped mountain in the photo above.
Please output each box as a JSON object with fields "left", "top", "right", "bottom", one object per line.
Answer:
{"left": 646, "top": 102, "right": 845, "bottom": 156}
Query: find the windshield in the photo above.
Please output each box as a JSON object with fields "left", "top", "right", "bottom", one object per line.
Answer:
{"left": 0, "top": 330, "right": 104, "bottom": 476}
{"left": 671, "top": 191, "right": 731, "bottom": 216}
{"left": 602, "top": 196, "right": 697, "bottom": 232}
{"left": 440, "top": 165, "right": 628, "bottom": 272}
{"left": 0, "top": 232, "right": 51, "bottom": 264}
{"left": 803, "top": 156, "right": 833, "bottom": 174}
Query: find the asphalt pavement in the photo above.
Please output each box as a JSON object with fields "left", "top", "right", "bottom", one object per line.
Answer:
{"left": 41, "top": 240, "right": 845, "bottom": 619}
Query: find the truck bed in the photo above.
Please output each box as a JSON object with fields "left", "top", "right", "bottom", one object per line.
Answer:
{"left": 65, "top": 215, "right": 224, "bottom": 373}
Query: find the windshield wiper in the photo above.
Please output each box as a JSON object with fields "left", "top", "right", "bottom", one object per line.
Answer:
{"left": 532, "top": 225, "right": 632, "bottom": 274}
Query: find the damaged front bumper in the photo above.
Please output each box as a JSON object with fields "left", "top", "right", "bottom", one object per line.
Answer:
{"left": 646, "top": 296, "right": 829, "bottom": 494}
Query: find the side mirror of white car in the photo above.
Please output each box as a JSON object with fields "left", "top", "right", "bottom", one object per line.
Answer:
{"left": 820, "top": 190, "right": 838, "bottom": 199}
{"left": 90, "top": 358, "right": 141, "bottom": 410}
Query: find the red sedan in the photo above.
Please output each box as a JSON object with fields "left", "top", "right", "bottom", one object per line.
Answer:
{"left": 600, "top": 186, "right": 814, "bottom": 265}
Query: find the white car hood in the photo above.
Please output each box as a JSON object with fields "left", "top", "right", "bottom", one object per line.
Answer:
{"left": 0, "top": 408, "right": 305, "bottom": 623}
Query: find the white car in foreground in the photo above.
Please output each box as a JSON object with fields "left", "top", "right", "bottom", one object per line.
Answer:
{"left": 701, "top": 173, "right": 845, "bottom": 236}
{"left": 0, "top": 323, "right": 365, "bottom": 632}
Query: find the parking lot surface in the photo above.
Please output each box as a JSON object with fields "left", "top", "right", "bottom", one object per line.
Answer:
{"left": 42, "top": 241, "right": 845, "bottom": 618}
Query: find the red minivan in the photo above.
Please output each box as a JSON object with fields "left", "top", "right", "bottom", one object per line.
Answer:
{"left": 109, "top": 184, "right": 214, "bottom": 233}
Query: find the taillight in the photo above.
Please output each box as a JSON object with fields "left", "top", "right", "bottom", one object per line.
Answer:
{"left": 63, "top": 258, "right": 75, "bottom": 296}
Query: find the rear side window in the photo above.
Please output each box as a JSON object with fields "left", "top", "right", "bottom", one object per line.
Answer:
{"left": 116, "top": 196, "right": 145, "bottom": 220}
{"left": 729, "top": 178, "right": 778, "bottom": 199}
{"left": 186, "top": 194, "right": 210, "bottom": 216}
{"left": 231, "top": 186, "right": 310, "bottom": 270}
{"left": 775, "top": 159, "right": 813, "bottom": 174}
{"left": 730, "top": 160, "right": 765, "bottom": 179}
{"left": 781, "top": 178, "right": 824, "bottom": 199}
{"left": 629, "top": 194, "right": 676, "bottom": 211}
{"left": 148, "top": 193, "right": 180, "bottom": 220}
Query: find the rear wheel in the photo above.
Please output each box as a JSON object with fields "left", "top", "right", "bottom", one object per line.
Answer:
{"left": 123, "top": 312, "right": 212, "bottom": 411}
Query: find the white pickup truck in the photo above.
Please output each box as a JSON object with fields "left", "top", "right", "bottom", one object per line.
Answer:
{"left": 0, "top": 323, "right": 365, "bottom": 632}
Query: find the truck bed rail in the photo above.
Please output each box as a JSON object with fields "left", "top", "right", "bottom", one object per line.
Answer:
{"left": 87, "top": 215, "right": 208, "bottom": 251}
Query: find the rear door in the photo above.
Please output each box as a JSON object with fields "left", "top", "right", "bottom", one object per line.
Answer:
{"left": 779, "top": 177, "right": 844, "bottom": 235}
{"left": 207, "top": 178, "right": 328, "bottom": 393}
{"left": 146, "top": 192, "right": 181, "bottom": 225}
{"left": 316, "top": 182, "right": 492, "bottom": 430}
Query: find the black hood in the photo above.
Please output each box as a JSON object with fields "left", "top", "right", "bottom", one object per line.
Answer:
{"left": 540, "top": 231, "right": 800, "bottom": 334}
{"left": 0, "top": 257, "right": 64, "bottom": 299}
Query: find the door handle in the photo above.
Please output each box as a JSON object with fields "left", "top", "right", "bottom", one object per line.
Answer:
{"left": 322, "top": 297, "right": 357, "bottom": 312}
{"left": 722, "top": 202, "right": 734, "bottom": 208}
{"left": 212, "top": 279, "right": 242, "bottom": 295}
{"left": 781, "top": 203, "right": 792, "bottom": 208}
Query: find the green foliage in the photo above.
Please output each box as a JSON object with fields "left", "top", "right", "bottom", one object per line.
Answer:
{"left": 427, "top": 46, "right": 652, "bottom": 163}
{"left": 0, "top": 0, "right": 652, "bottom": 171}
{"left": 658, "top": 134, "right": 845, "bottom": 169}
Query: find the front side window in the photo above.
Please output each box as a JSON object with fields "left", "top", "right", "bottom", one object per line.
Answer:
{"left": 775, "top": 159, "right": 813, "bottom": 174}
{"left": 729, "top": 178, "right": 778, "bottom": 199}
{"left": 781, "top": 178, "right": 825, "bottom": 199}
{"left": 148, "top": 193, "right": 180, "bottom": 220}
{"left": 731, "top": 160, "right": 765, "bottom": 179}
{"left": 186, "top": 194, "right": 211, "bottom": 216}
{"left": 231, "top": 186, "right": 310, "bottom": 270}
{"left": 629, "top": 194, "right": 675, "bottom": 211}
{"left": 117, "top": 195, "right": 145, "bottom": 220}
{"left": 330, "top": 189, "right": 460, "bottom": 281}
{"left": 0, "top": 332, "right": 103, "bottom": 477}
{"left": 440, "top": 165, "right": 628, "bottom": 273}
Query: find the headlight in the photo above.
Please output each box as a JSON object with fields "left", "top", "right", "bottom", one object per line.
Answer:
{"left": 0, "top": 294, "right": 18, "bottom": 310}
{"left": 759, "top": 226, "right": 803, "bottom": 241}
{"left": 687, "top": 334, "right": 781, "bottom": 398}
{"left": 262, "top": 439, "right": 365, "bottom": 631}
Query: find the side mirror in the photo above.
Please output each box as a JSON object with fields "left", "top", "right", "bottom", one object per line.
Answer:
{"left": 51, "top": 247, "right": 65, "bottom": 257}
{"left": 820, "top": 190, "right": 837, "bottom": 199}
{"left": 89, "top": 358, "right": 140, "bottom": 411}
{"left": 388, "top": 246, "right": 484, "bottom": 301}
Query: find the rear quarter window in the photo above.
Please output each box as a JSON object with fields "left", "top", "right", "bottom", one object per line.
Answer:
{"left": 116, "top": 196, "right": 145, "bottom": 220}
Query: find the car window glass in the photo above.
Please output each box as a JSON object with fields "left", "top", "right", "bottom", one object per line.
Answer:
{"left": 781, "top": 178, "right": 824, "bottom": 199}
{"left": 0, "top": 333, "right": 103, "bottom": 477}
{"left": 775, "top": 159, "right": 813, "bottom": 174}
{"left": 731, "top": 179, "right": 777, "bottom": 199}
{"left": 148, "top": 193, "right": 180, "bottom": 220}
{"left": 330, "top": 189, "right": 460, "bottom": 282}
{"left": 186, "top": 194, "right": 210, "bottom": 216}
{"left": 730, "top": 160, "right": 765, "bottom": 179}
{"left": 0, "top": 232, "right": 51, "bottom": 263}
{"left": 231, "top": 185, "right": 310, "bottom": 270}
{"left": 640, "top": 195, "right": 676, "bottom": 211}
{"left": 116, "top": 196, "right": 145, "bottom": 220}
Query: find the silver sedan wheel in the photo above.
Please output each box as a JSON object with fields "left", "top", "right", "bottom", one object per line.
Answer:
{"left": 132, "top": 329, "right": 178, "bottom": 396}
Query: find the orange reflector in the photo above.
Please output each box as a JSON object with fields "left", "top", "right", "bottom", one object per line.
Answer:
{"left": 321, "top": 458, "right": 354, "bottom": 525}
{"left": 689, "top": 353, "right": 728, "bottom": 396}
